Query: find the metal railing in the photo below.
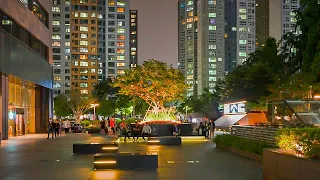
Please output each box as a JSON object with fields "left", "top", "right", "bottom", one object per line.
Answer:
{"left": 231, "top": 125, "right": 278, "bottom": 145}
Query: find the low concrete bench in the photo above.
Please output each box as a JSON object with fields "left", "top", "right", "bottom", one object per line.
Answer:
{"left": 148, "top": 136, "right": 181, "bottom": 146}
{"left": 73, "top": 143, "right": 118, "bottom": 154}
{"left": 94, "top": 152, "right": 158, "bottom": 170}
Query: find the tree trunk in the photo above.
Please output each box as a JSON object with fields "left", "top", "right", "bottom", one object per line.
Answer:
{"left": 132, "top": 97, "right": 136, "bottom": 118}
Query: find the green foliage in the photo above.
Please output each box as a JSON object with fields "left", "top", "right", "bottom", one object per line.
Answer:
{"left": 93, "top": 78, "right": 118, "bottom": 101}
{"left": 275, "top": 128, "right": 320, "bottom": 158}
{"left": 54, "top": 94, "right": 72, "bottom": 117}
{"left": 246, "top": 99, "right": 268, "bottom": 111}
{"left": 96, "top": 100, "right": 114, "bottom": 116}
{"left": 113, "top": 59, "right": 188, "bottom": 109}
{"left": 81, "top": 119, "right": 91, "bottom": 127}
{"left": 145, "top": 111, "right": 177, "bottom": 122}
{"left": 213, "top": 134, "right": 272, "bottom": 155}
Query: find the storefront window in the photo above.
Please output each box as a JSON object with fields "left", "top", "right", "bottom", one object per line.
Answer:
{"left": 8, "top": 78, "right": 36, "bottom": 136}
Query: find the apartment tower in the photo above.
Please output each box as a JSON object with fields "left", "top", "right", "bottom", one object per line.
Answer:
{"left": 52, "top": 0, "right": 134, "bottom": 96}
{"left": 178, "top": 0, "right": 256, "bottom": 96}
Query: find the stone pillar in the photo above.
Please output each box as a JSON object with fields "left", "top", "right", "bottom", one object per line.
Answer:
{"left": 0, "top": 73, "right": 8, "bottom": 140}
{"left": 35, "top": 86, "right": 50, "bottom": 133}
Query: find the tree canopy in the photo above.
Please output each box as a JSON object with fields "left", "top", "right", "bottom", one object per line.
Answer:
{"left": 113, "top": 59, "right": 188, "bottom": 112}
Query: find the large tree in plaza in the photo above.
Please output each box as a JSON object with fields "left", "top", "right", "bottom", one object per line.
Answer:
{"left": 113, "top": 59, "right": 188, "bottom": 122}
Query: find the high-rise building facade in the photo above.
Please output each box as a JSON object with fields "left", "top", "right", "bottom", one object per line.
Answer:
{"left": 178, "top": 0, "right": 256, "bottom": 96}
{"left": 52, "top": 0, "right": 135, "bottom": 96}
{"left": 256, "top": 0, "right": 300, "bottom": 48}
{"left": 0, "top": 0, "right": 53, "bottom": 140}
{"left": 130, "top": 10, "right": 138, "bottom": 68}
{"left": 105, "top": 0, "right": 130, "bottom": 79}
{"left": 178, "top": 0, "right": 199, "bottom": 97}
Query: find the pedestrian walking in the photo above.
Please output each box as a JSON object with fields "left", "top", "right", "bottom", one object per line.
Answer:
{"left": 132, "top": 122, "right": 141, "bottom": 142}
{"left": 47, "top": 118, "right": 54, "bottom": 139}
{"left": 63, "top": 120, "right": 70, "bottom": 135}
{"left": 209, "top": 119, "right": 215, "bottom": 139}
{"left": 54, "top": 120, "right": 60, "bottom": 138}
{"left": 110, "top": 117, "right": 116, "bottom": 135}
{"left": 141, "top": 123, "right": 152, "bottom": 141}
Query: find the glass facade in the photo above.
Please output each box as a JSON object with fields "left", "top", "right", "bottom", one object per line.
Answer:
{"left": 8, "top": 76, "right": 36, "bottom": 136}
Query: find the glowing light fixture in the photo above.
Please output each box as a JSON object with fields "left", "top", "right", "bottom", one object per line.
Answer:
{"left": 148, "top": 140, "right": 160, "bottom": 143}
{"left": 102, "top": 147, "right": 118, "bottom": 150}
{"left": 94, "top": 161, "right": 117, "bottom": 164}
{"left": 167, "top": 161, "right": 175, "bottom": 164}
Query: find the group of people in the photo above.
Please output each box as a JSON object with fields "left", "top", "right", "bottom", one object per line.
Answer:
{"left": 198, "top": 119, "right": 215, "bottom": 139}
{"left": 47, "top": 118, "right": 71, "bottom": 139}
{"left": 105, "top": 121, "right": 152, "bottom": 142}
{"left": 100, "top": 117, "right": 116, "bottom": 135}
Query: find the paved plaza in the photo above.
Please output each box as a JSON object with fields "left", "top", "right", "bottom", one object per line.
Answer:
{"left": 0, "top": 134, "right": 263, "bottom": 180}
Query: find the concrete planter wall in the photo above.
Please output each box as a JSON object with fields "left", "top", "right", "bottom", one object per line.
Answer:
{"left": 263, "top": 148, "right": 320, "bottom": 180}
{"left": 220, "top": 147, "right": 263, "bottom": 162}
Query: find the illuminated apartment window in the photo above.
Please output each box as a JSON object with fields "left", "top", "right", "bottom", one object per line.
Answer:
{"left": 117, "top": 69, "right": 125, "bottom": 74}
{"left": 131, "top": 31, "right": 136, "bottom": 35}
{"left": 80, "top": 89, "right": 89, "bottom": 95}
{"left": 131, "top": 47, "right": 136, "bottom": 51}
{"left": 117, "top": 49, "right": 125, "bottom": 54}
{"left": 117, "top": 63, "right": 125, "bottom": 67}
{"left": 52, "top": 41, "right": 61, "bottom": 46}
{"left": 73, "top": 61, "right": 79, "bottom": 66}
{"left": 91, "top": 48, "right": 96, "bottom": 53}
{"left": 117, "top": 42, "right": 125, "bottom": 47}
{"left": 54, "top": 76, "right": 61, "bottom": 81}
{"left": 208, "top": 13, "right": 216, "bottom": 17}
{"left": 52, "top": 20, "right": 60, "bottom": 25}
{"left": 80, "top": 34, "right": 88, "bottom": 38}
{"left": 80, "top": 13, "right": 88, "bottom": 18}
{"left": 91, "top": 13, "right": 96, "bottom": 17}
{"left": 131, "top": 15, "right": 136, "bottom": 18}
{"left": 209, "top": 70, "right": 217, "bottom": 75}
{"left": 52, "top": 34, "right": 61, "bottom": 39}
{"left": 108, "top": 0, "right": 115, "bottom": 5}
{"left": 186, "top": 75, "right": 193, "bottom": 80}
{"left": 80, "top": 48, "right": 88, "bottom": 53}
{"left": 239, "top": 15, "right": 247, "bottom": 20}
{"left": 209, "top": 63, "right": 216, "bottom": 69}
{"left": 117, "top": 21, "right": 125, "bottom": 26}
{"left": 131, "top": 52, "right": 136, "bottom": 55}
{"left": 80, "top": 55, "right": 87, "bottom": 60}
{"left": 188, "top": 12, "right": 193, "bottom": 16}
{"left": 131, "top": 23, "right": 136, "bottom": 26}
{"left": 239, "top": 9, "right": 246, "bottom": 13}
{"left": 209, "top": 77, "right": 216, "bottom": 82}
{"left": 117, "top": 0, "right": 125, "bottom": 6}
{"left": 80, "top": 0, "right": 88, "bottom": 4}
{"left": 131, "top": 19, "right": 135, "bottom": 23}
{"left": 239, "top": 52, "right": 247, "bottom": 57}
{"left": 208, "top": 45, "right": 216, "bottom": 49}
{"left": 117, "top": 8, "right": 125, "bottom": 13}
{"left": 65, "top": 27, "right": 70, "bottom": 32}
{"left": 80, "top": 41, "right": 88, "bottom": 46}
{"left": 91, "top": 69, "right": 96, "bottom": 73}
{"left": 187, "top": 1, "right": 193, "bottom": 5}
{"left": 52, "top": 7, "right": 61, "bottom": 12}
{"left": 209, "top": 26, "right": 216, "bottom": 30}
{"left": 117, "top": 55, "right": 125, "bottom": 60}
{"left": 80, "top": 26, "right": 88, "bottom": 32}
{"left": 117, "top": 28, "right": 125, "bottom": 33}
{"left": 65, "top": 48, "right": 70, "bottom": 53}
{"left": 186, "top": 18, "right": 193, "bottom": 23}
{"left": 117, "top": 35, "right": 125, "bottom": 40}
{"left": 80, "top": 61, "right": 89, "bottom": 66}
{"left": 239, "top": 40, "right": 247, "bottom": 44}
{"left": 80, "top": 83, "right": 88, "bottom": 88}
{"left": 65, "top": 0, "right": 70, "bottom": 5}
{"left": 80, "top": 68, "right": 88, "bottom": 74}
{"left": 187, "top": 24, "right": 192, "bottom": 28}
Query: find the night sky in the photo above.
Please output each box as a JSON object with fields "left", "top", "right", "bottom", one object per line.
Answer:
{"left": 131, "top": 0, "right": 178, "bottom": 68}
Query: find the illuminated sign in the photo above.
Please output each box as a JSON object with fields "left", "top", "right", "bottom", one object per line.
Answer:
{"left": 223, "top": 101, "right": 246, "bottom": 115}
{"left": 8, "top": 110, "right": 14, "bottom": 120}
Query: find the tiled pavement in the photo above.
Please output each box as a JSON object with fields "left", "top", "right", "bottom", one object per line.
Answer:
{"left": 0, "top": 134, "right": 263, "bottom": 180}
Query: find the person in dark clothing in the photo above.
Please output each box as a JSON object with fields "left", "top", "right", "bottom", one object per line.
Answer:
{"left": 101, "top": 120, "right": 106, "bottom": 134}
{"left": 47, "top": 119, "right": 54, "bottom": 139}
{"left": 198, "top": 122, "right": 206, "bottom": 136}
{"left": 132, "top": 122, "right": 141, "bottom": 142}
{"left": 54, "top": 120, "right": 60, "bottom": 138}
{"left": 172, "top": 123, "right": 180, "bottom": 136}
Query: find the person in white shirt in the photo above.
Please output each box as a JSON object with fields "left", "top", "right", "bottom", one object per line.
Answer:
{"left": 141, "top": 123, "right": 152, "bottom": 141}
{"left": 63, "top": 120, "right": 71, "bottom": 134}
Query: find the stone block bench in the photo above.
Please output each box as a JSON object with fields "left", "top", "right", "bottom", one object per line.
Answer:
{"left": 94, "top": 152, "right": 158, "bottom": 170}
{"left": 148, "top": 136, "right": 181, "bottom": 146}
{"left": 73, "top": 143, "right": 118, "bottom": 154}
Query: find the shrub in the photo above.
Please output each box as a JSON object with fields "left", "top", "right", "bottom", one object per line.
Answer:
{"left": 275, "top": 128, "right": 320, "bottom": 158}
{"left": 213, "top": 134, "right": 271, "bottom": 155}
{"left": 81, "top": 119, "right": 91, "bottom": 127}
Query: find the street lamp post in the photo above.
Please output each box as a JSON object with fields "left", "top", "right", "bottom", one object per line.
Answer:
{"left": 91, "top": 103, "right": 99, "bottom": 120}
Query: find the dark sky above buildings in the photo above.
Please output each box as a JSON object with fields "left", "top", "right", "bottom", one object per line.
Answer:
{"left": 131, "top": 0, "right": 178, "bottom": 68}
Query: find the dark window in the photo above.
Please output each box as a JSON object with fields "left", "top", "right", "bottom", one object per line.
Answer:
{"left": 53, "top": 55, "right": 60, "bottom": 60}
{"left": 65, "top": 14, "right": 70, "bottom": 18}
{"left": 117, "top": 14, "right": 125, "bottom": 19}
{"left": 65, "top": 69, "right": 70, "bottom": 73}
{"left": 108, "top": 7, "right": 115, "bottom": 12}
{"left": 54, "top": 69, "right": 61, "bottom": 74}
{"left": 31, "top": 0, "right": 49, "bottom": 27}
{"left": 53, "top": 48, "right": 61, "bottom": 53}
{"left": 53, "top": 27, "right": 60, "bottom": 32}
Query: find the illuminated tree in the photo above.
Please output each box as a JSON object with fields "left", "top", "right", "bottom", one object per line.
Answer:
{"left": 113, "top": 59, "right": 188, "bottom": 122}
